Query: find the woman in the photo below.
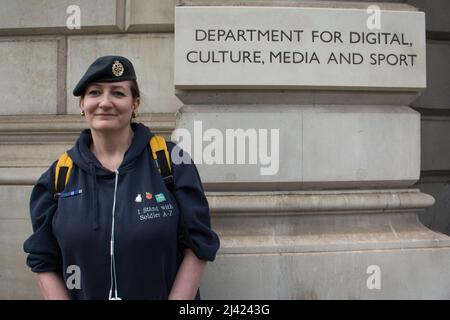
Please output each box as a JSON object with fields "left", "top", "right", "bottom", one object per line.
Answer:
{"left": 23, "top": 55, "right": 220, "bottom": 300}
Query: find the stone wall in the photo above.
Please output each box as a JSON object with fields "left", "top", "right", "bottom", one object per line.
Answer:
{"left": 0, "top": 0, "right": 449, "bottom": 299}
{"left": 0, "top": 0, "right": 178, "bottom": 299}
{"left": 408, "top": 0, "right": 450, "bottom": 236}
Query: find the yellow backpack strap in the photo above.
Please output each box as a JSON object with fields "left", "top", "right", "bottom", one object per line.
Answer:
{"left": 55, "top": 152, "right": 73, "bottom": 197}
{"left": 149, "top": 135, "right": 174, "bottom": 190}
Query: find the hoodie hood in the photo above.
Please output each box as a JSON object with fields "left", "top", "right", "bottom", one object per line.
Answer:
{"left": 67, "top": 122, "right": 153, "bottom": 229}
{"left": 68, "top": 122, "right": 153, "bottom": 176}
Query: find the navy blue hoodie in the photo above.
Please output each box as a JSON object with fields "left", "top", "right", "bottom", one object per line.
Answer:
{"left": 23, "top": 123, "right": 220, "bottom": 300}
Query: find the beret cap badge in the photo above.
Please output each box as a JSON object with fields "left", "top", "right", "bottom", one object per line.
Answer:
{"left": 112, "top": 60, "right": 124, "bottom": 77}
{"left": 73, "top": 56, "right": 137, "bottom": 96}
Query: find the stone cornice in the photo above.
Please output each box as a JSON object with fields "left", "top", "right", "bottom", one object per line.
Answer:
{"left": 207, "top": 189, "right": 435, "bottom": 215}
{"left": 205, "top": 190, "right": 448, "bottom": 254}
{"left": 176, "top": 1, "right": 416, "bottom": 11}
{"left": 0, "top": 114, "right": 176, "bottom": 144}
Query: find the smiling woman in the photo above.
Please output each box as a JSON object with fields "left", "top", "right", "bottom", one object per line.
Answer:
{"left": 23, "top": 55, "right": 220, "bottom": 300}
{"left": 81, "top": 82, "right": 138, "bottom": 133}
{"left": 74, "top": 57, "right": 142, "bottom": 171}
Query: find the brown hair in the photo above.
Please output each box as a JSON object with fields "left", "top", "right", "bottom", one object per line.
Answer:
{"left": 80, "top": 80, "right": 141, "bottom": 102}
{"left": 129, "top": 80, "right": 140, "bottom": 100}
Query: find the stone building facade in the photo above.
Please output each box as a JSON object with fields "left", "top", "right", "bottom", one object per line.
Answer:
{"left": 0, "top": 0, "right": 449, "bottom": 299}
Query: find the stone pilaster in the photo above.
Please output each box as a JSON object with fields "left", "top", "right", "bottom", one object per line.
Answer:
{"left": 174, "top": 0, "right": 450, "bottom": 298}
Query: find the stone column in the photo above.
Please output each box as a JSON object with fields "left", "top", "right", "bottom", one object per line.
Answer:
{"left": 174, "top": 1, "right": 450, "bottom": 298}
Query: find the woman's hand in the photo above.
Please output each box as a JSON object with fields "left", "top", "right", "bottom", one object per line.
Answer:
{"left": 37, "top": 272, "right": 70, "bottom": 300}
{"left": 168, "top": 248, "right": 207, "bottom": 300}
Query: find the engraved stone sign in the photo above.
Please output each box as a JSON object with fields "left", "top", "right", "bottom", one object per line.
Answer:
{"left": 175, "top": 6, "right": 426, "bottom": 90}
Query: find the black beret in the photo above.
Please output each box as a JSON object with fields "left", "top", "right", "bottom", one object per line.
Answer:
{"left": 73, "top": 55, "right": 137, "bottom": 96}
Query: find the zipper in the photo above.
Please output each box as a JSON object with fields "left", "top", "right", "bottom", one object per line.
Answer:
{"left": 108, "top": 169, "right": 121, "bottom": 300}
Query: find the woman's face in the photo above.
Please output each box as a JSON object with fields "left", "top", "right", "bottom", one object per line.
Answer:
{"left": 80, "top": 81, "right": 140, "bottom": 132}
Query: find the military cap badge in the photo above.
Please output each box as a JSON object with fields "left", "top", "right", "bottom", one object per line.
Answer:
{"left": 112, "top": 60, "right": 124, "bottom": 77}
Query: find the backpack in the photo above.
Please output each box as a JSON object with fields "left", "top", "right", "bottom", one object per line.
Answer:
{"left": 54, "top": 135, "right": 173, "bottom": 198}
{"left": 53, "top": 134, "right": 199, "bottom": 261}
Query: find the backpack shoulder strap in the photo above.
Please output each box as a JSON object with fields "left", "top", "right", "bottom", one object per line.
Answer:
{"left": 54, "top": 137, "right": 172, "bottom": 197}
{"left": 150, "top": 136, "right": 194, "bottom": 254}
{"left": 55, "top": 152, "right": 73, "bottom": 198}
{"left": 149, "top": 135, "right": 174, "bottom": 191}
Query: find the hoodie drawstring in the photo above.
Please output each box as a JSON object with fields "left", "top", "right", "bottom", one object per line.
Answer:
{"left": 89, "top": 163, "right": 121, "bottom": 299}
{"left": 89, "top": 163, "right": 100, "bottom": 230}
{"left": 109, "top": 169, "right": 121, "bottom": 300}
